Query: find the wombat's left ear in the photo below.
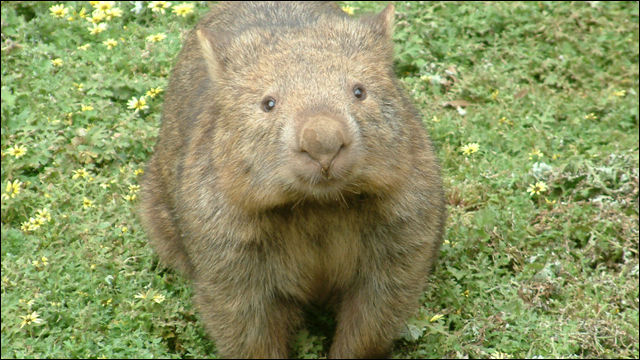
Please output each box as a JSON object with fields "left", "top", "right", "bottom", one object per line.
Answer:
{"left": 374, "top": 4, "right": 395, "bottom": 39}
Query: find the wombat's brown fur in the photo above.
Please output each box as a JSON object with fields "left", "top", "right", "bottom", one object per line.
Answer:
{"left": 139, "top": 2, "right": 446, "bottom": 358}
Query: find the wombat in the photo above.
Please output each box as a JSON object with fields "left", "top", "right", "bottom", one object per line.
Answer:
{"left": 139, "top": 2, "right": 446, "bottom": 358}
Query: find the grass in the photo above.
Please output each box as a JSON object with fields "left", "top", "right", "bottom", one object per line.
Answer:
{"left": 1, "top": 1, "right": 638, "bottom": 358}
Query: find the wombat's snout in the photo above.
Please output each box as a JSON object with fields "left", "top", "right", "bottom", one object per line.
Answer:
{"left": 295, "top": 113, "right": 354, "bottom": 181}
{"left": 299, "top": 115, "right": 346, "bottom": 175}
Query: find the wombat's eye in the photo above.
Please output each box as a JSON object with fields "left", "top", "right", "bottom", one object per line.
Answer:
{"left": 262, "top": 97, "right": 276, "bottom": 112}
{"left": 353, "top": 85, "right": 366, "bottom": 100}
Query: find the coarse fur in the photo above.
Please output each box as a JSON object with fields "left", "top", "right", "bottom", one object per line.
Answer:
{"left": 139, "top": 2, "right": 446, "bottom": 358}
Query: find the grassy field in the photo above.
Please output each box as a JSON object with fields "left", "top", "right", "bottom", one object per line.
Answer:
{"left": 1, "top": 1, "right": 638, "bottom": 358}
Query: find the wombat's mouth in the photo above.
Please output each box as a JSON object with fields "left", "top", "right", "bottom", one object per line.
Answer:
{"left": 290, "top": 146, "right": 358, "bottom": 198}
{"left": 290, "top": 165, "right": 365, "bottom": 205}
{"left": 294, "top": 179, "right": 356, "bottom": 204}
{"left": 295, "top": 172, "right": 348, "bottom": 191}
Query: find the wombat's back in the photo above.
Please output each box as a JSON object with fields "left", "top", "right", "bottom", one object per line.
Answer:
{"left": 198, "top": 2, "right": 347, "bottom": 33}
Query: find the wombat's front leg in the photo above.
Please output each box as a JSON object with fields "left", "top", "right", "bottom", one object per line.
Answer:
{"left": 193, "top": 280, "right": 303, "bottom": 358}
{"left": 329, "top": 269, "right": 424, "bottom": 358}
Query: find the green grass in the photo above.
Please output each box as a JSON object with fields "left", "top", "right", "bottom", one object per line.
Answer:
{"left": 1, "top": 1, "right": 638, "bottom": 358}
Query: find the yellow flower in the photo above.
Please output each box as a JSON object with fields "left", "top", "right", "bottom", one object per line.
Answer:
{"left": 72, "top": 168, "right": 90, "bottom": 179}
{"left": 121, "top": 226, "right": 128, "bottom": 233}
{"left": 88, "top": 22, "right": 108, "bottom": 35}
{"left": 34, "top": 216, "right": 45, "bottom": 226}
{"left": 612, "top": 90, "right": 626, "bottom": 97}
{"left": 149, "top": 1, "right": 171, "bottom": 14}
{"left": 49, "top": 4, "right": 68, "bottom": 18}
{"left": 490, "top": 351, "right": 510, "bottom": 359}
{"left": 7, "top": 145, "right": 27, "bottom": 158}
{"left": 3, "top": 180, "right": 22, "bottom": 199}
{"left": 172, "top": 3, "right": 195, "bottom": 17}
{"left": 490, "top": 89, "right": 499, "bottom": 100}
{"left": 105, "top": 7, "right": 123, "bottom": 19}
{"left": 20, "top": 311, "right": 44, "bottom": 328}
{"left": 146, "top": 87, "right": 163, "bottom": 98}
{"left": 21, "top": 218, "right": 40, "bottom": 232}
{"left": 78, "top": 7, "right": 88, "bottom": 19}
{"left": 146, "top": 33, "right": 167, "bottom": 43}
{"left": 460, "top": 143, "right": 480, "bottom": 155}
{"left": 124, "top": 194, "right": 137, "bottom": 202}
{"left": 134, "top": 291, "right": 149, "bottom": 300}
{"left": 584, "top": 113, "right": 597, "bottom": 121}
{"left": 152, "top": 294, "right": 166, "bottom": 303}
{"left": 528, "top": 149, "right": 544, "bottom": 160}
{"left": 527, "top": 181, "right": 548, "bottom": 196}
{"left": 83, "top": 197, "right": 94, "bottom": 209}
{"left": 32, "top": 258, "right": 47, "bottom": 270}
{"left": 341, "top": 5, "right": 355, "bottom": 15}
{"left": 103, "top": 38, "right": 118, "bottom": 49}
{"left": 36, "top": 208, "right": 52, "bottom": 222}
{"left": 19, "top": 298, "right": 35, "bottom": 306}
{"left": 93, "top": 1, "right": 115, "bottom": 11}
{"left": 127, "top": 96, "right": 149, "bottom": 111}
{"left": 498, "top": 116, "right": 514, "bottom": 126}
{"left": 89, "top": 9, "right": 106, "bottom": 23}
{"left": 81, "top": 104, "right": 94, "bottom": 112}
{"left": 128, "top": 184, "right": 140, "bottom": 193}
{"left": 51, "top": 58, "right": 63, "bottom": 67}
{"left": 77, "top": 44, "right": 91, "bottom": 51}
{"left": 429, "top": 314, "right": 445, "bottom": 322}
{"left": 134, "top": 168, "right": 145, "bottom": 176}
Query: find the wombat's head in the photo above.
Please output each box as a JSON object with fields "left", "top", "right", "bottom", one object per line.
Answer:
{"left": 197, "top": 4, "right": 417, "bottom": 212}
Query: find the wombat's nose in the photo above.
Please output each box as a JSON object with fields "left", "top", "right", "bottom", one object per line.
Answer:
{"left": 299, "top": 116, "right": 346, "bottom": 175}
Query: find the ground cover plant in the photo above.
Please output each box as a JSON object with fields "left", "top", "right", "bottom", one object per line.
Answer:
{"left": 1, "top": 1, "right": 638, "bottom": 358}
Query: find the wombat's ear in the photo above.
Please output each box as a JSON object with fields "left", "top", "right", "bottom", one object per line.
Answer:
{"left": 373, "top": 4, "right": 395, "bottom": 39}
{"left": 197, "top": 28, "right": 224, "bottom": 80}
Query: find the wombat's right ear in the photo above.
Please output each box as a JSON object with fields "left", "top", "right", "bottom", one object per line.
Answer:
{"left": 197, "top": 28, "right": 224, "bottom": 80}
